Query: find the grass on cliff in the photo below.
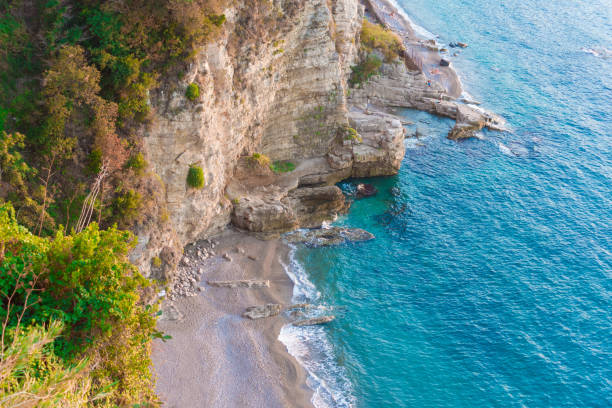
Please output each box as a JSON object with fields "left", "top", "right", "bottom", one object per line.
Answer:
{"left": 270, "top": 160, "right": 296, "bottom": 173}
{"left": 360, "top": 19, "right": 404, "bottom": 62}
{"left": 187, "top": 165, "right": 206, "bottom": 188}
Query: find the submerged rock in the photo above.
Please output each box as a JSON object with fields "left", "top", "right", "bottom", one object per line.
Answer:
{"left": 293, "top": 316, "right": 335, "bottom": 326}
{"left": 207, "top": 280, "right": 270, "bottom": 288}
{"left": 356, "top": 183, "right": 378, "bottom": 198}
{"left": 243, "top": 304, "right": 282, "bottom": 320}
{"left": 284, "top": 226, "right": 374, "bottom": 247}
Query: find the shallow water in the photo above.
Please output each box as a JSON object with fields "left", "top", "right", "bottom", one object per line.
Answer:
{"left": 285, "top": 0, "right": 611, "bottom": 407}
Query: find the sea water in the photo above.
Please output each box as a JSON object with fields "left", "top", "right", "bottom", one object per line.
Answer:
{"left": 281, "top": 0, "right": 612, "bottom": 406}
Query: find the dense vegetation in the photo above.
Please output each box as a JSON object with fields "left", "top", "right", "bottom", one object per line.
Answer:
{"left": 0, "top": 203, "right": 159, "bottom": 406}
{"left": 1, "top": 1, "right": 229, "bottom": 406}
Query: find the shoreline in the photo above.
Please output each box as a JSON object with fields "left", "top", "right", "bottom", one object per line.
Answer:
{"left": 365, "top": 0, "right": 464, "bottom": 98}
{"left": 153, "top": 230, "right": 313, "bottom": 408}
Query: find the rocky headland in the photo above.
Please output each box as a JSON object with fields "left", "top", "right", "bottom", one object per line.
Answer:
{"left": 149, "top": 0, "right": 504, "bottom": 406}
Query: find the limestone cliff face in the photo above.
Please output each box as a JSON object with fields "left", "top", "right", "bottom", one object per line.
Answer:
{"left": 132, "top": 0, "right": 386, "bottom": 279}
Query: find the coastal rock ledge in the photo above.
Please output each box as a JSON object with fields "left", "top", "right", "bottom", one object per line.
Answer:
{"left": 285, "top": 226, "right": 375, "bottom": 247}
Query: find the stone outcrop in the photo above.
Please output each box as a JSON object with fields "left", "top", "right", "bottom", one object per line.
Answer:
{"left": 285, "top": 226, "right": 374, "bottom": 246}
{"left": 207, "top": 280, "right": 270, "bottom": 288}
{"left": 293, "top": 316, "right": 336, "bottom": 326}
{"left": 243, "top": 304, "right": 282, "bottom": 320}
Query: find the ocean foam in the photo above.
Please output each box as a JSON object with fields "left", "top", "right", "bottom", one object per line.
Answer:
{"left": 279, "top": 245, "right": 356, "bottom": 407}
{"left": 386, "top": 0, "right": 438, "bottom": 41}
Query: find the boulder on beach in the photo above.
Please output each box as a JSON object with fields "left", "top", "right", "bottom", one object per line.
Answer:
{"left": 356, "top": 183, "right": 378, "bottom": 198}
{"left": 440, "top": 58, "right": 450, "bottom": 67}
{"left": 243, "top": 304, "right": 282, "bottom": 320}
{"left": 284, "top": 226, "right": 374, "bottom": 247}
{"left": 293, "top": 316, "right": 335, "bottom": 327}
{"left": 207, "top": 280, "right": 270, "bottom": 288}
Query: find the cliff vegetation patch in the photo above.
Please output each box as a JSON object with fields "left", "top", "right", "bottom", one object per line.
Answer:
{"left": 187, "top": 165, "right": 206, "bottom": 189}
{"left": 360, "top": 19, "right": 404, "bottom": 61}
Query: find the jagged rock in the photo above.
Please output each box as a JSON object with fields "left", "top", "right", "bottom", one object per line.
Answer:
{"left": 440, "top": 58, "right": 450, "bottom": 67}
{"left": 231, "top": 185, "right": 346, "bottom": 233}
{"left": 285, "top": 226, "right": 374, "bottom": 247}
{"left": 247, "top": 255, "right": 257, "bottom": 261}
{"left": 207, "top": 280, "right": 270, "bottom": 288}
{"left": 242, "top": 304, "right": 282, "bottom": 320}
{"left": 222, "top": 253, "right": 232, "bottom": 261}
{"left": 293, "top": 316, "right": 335, "bottom": 326}
{"left": 356, "top": 183, "right": 378, "bottom": 198}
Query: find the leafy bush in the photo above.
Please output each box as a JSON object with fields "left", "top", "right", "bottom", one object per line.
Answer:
{"left": 342, "top": 126, "right": 362, "bottom": 143}
{"left": 270, "top": 161, "right": 296, "bottom": 173}
{"left": 186, "top": 83, "right": 200, "bottom": 101}
{"left": 152, "top": 256, "right": 162, "bottom": 267}
{"left": 86, "top": 148, "right": 103, "bottom": 175}
{"left": 248, "top": 152, "right": 271, "bottom": 168}
{"left": 187, "top": 165, "right": 205, "bottom": 188}
{"left": 126, "top": 152, "right": 147, "bottom": 174}
{"left": 0, "top": 203, "right": 159, "bottom": 406}
{"left": 360, "top": 19, "right": 404, "bottom": 61}
{"left": 208, "top": 14, "right": 226, "bottom": 27}
{"left": 112, "top": 188, "right": 141, "bottom": 225}
{"left": 350, "top": 55, "right": 383, "bottom": 86}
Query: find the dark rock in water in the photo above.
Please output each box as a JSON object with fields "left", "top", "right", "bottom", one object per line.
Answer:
{"left": 457, "top": 42, "right": 468, "bottom": 48}
{"left": 284, "top": 226, "right": 374, "bottom": 247}
{"left": 440, "top": 58, "right": 450, "bottom": 67}
{"left": 293, "top": 316, "right": 335, "bottom": 326}
{"left": 356, "top": 183, "right": 378, "bottom": 198}
{"left": 243, "top": 304, "right": 281, "bottom": 319}
{"left": 389, "top": 187, "right": 401, "bottom": 197}
{"left": 449, "top": 42, "right": 458, "bottom": 48}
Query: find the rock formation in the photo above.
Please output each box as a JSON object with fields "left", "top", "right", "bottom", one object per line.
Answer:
{"left": 293, "top": 316, "right": 336, "bottom": 326}
{"left": 285, "top": 226, "right": 375, "bottom": 246}
{"left": 128, "top": 0, "right": 502, "bottom": 281}
{"left": 243, "top": 304, "right": 282, "bottom": 320}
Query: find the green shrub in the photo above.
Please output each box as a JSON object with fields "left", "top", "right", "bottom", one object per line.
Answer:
{"left": 350, "top": 54, "right": 382, "bottom": 86}
{"left": 360, "top": 19, "right": 404, "bottom": 61}
{"left": 342, "top": 126, "right": 362, "bottom": 143}
{"left": 248, "top": 152, "right": 271, "bottom": 168}
{"left": 270, "top": 161, "right": 296, "bottom": 173}
{"left": 207, "top": 14, "right": 226, "bottom": 27}
{"left": 86, "top": 148, "right": 103, "bottom": 175}
{"left": 186, "top": 83, "right": 200, "bottom": 101}
{"left": 152, "top": 256, "right": 162, "bottom": 267}
{"left": 0, "top": 203, "right": 159, "bottom": 406}
{"left": 187, "top": 165, "right": 205, "bottom": 188}
{"left": 126, "top": 152, "right": 147, "bottom": 174}
{"left": 112, "top": 188, "right": 141, "bottom": 224}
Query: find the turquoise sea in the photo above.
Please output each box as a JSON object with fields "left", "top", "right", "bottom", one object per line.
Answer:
{"left": 280, "top": 0, "right": 611, "bottom": 407}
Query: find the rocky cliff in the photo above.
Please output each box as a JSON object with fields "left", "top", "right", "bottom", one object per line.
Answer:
{"left": 129, "top": 0, "right": 495, "bottom": 281}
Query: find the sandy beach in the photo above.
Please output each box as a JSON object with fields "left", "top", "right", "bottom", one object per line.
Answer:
{"left": 152, "top": 230, "right": 313, "bottom": 408}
